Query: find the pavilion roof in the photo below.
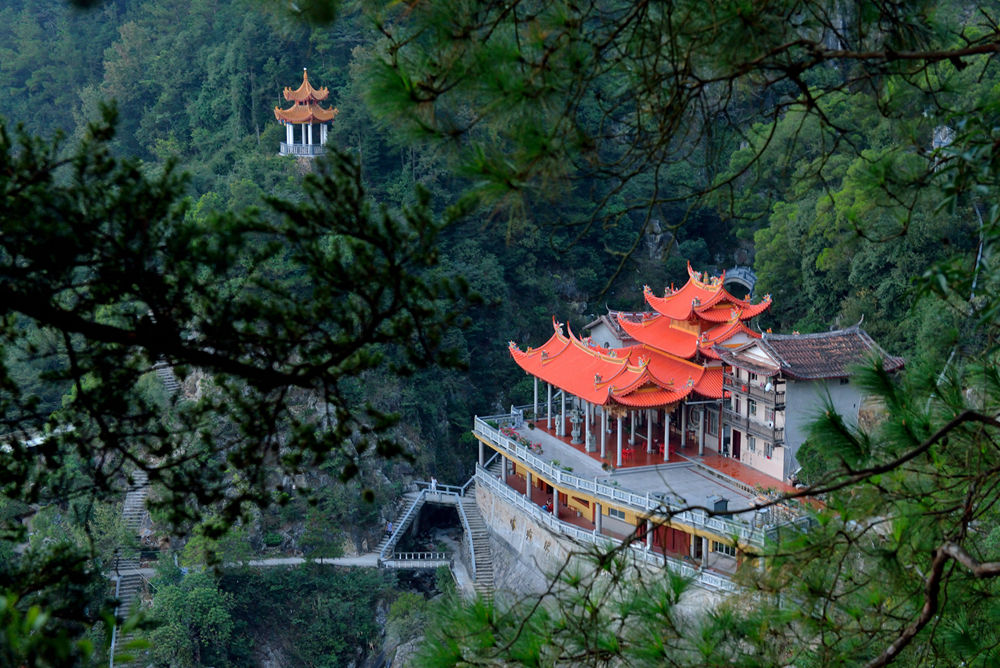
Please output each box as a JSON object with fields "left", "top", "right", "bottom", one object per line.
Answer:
{"left": 616, "top": 313, "right": 760, "bottom": 361}
{"left": 274, "top": 102, "right": 339, "bottom": 124}
{"left": 509, "top": 320, "right": 724, "bottom": 410}
{"left": 643, "top": 263, "right": 771, "bottom": 322}
{"left": 283, "top": 69, "right": 330, "bottom": 102}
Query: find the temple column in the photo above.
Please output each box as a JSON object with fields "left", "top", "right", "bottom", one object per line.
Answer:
{"left": 681, "top": 403, "right": 687, "bottom": 448}
{"left": 629, "top": 411, "right": 636, "bottom": 445}
{"left": 601, "top": 409, "right": 607, "bottom": 459}
{"left": 617, "top": 416, "right": 624, "bottom": 467}
{"left": 560, "top": 391, "right": 566, "bottom": 437}
{"left": 533, "top": 377, "right": 538, "bottom": 419}
{"left": 594, "top": 502, "right": 603, "bottom": 534}
{"left": 664, "top": 410, "right": 670, "bottom": 462}
{"left": 689, "top": 534, "right": 697, "bottom": 559}
{"left": 646, "top": 519, "right": 654, "bottom": 550}
{"left": 702, "top": 537, "right": 710, "bottom": 568}
{"left": 647, "top": 409, "right": 653, "bottom": 453}
{"left": 699, "top": 408, "right": 706, "bottom": 456}
{"left": 585, "top": 401, "right": 592, "bottom": 452}
{"left": 552, "top": 489, "right": 559, "bottom": 518}
{"left": 547, "top": 383, "right": 552, "bottom": 430}
{"left": 525, "top": 470, "right": 532, "bottom": 500}
{"left": 479, "top": 440, "right": 485, "bottom": 466}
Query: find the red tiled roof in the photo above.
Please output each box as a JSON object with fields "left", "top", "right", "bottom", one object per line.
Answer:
{"left": 509, "top": 321, "right": 725, "bottom": 409}
{"left": 643, "top": 263, "right": 771, "bottom": 322}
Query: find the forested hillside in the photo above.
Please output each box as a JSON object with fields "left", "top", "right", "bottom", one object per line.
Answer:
{"left": 1, "top": 0, "right": 996, "bottom": 665}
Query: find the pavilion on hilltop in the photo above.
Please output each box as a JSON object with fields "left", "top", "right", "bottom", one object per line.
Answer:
{"left": 274, "top": 68, "right": 338, "bottom": 157}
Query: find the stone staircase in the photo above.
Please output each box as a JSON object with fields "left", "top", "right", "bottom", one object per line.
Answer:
{"left": 110, "top": 469, "right": 150, "bottom": 666}
{"left": 461, "top": 486, "right": 494, "bottom": 598}
{"left": 377, "top": 491, "right": 423, "bottom": 557}
{"left": 154, "top": 363, "right": 180, "bottom": 395}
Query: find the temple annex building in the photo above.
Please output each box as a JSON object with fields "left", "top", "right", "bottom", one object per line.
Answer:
{"left": 470, "top": 264, "right": 903, "bottom": 590}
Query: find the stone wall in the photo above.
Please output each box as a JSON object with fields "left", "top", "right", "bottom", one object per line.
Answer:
{"left": 475, "top": 481, "right": 726, "bottom": 614}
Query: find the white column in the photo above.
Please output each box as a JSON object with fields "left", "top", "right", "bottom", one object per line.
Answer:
{"left": 308, "top": 123, "right": 314, "bottom": 145}
{"left": 702, "top": 537, "right": 709, "bottom": 567}
{"left": 601, "top": 409, "right": 607, "bottom": 458}
{"left": 617, "top": 416, "right": 623, "bottom": 467}
{"left": 560, "top": 392, "right": 566, "bottom": 437}
{"left": 553, "top": 489, "right": 559, "bottom": 518}
{"left": 664, "top": 410, "right": 671, "bottom": 462}
{"left": 646, "top": 519, "right": 654, "bottom": 550}
{"left": 547, "top": 383, "right": 552, "bottom": 430}
{"left": 594, "top": 502, "right": 603, "bottom": 533}
{"left": 285, "top": 123, "right": 293, "bottom": 145}
{"left": 479, "top": 440, "right": 485, "bottom": 466}
{"left": 647, "top": 409, "right": 653, "bottom": 453}
{"left": 321, "top": 123, "right": 328, "bottom": 145}
{"left": 301, "top": 123, "right": 307, "bottom": 145}
{"left": 525, "top": 470, "right": 532, "bottom": 500}
{"left": 533, "top": 377, "right": 539, "bottom": 418}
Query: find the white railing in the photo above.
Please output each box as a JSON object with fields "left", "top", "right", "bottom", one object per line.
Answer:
{"left": 380, "top": 490, "right": 426, "bottom": 560}
{"left": 382, "top": 552, "right": 454, "bottom": 569}
{"left": 475, "top": 466, "right": 738, "bottom": 593}
{"left": 474, "top": 416, "right": 766, "bottom": 548}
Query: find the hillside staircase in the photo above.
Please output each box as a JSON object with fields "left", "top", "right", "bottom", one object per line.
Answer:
{"left": 110, "top": 469, "right": 151, "bottom": 666}
{"left": 461, "top": 459, "right": 501, "bottom": 598}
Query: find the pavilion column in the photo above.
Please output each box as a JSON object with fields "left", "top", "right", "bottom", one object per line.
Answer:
{"left": 533, "top": 377, "right": 539, "bottom": 419}
{"left": 699, "top": 408, "right": 706, "bottom": 456}
{"left": 285, "top": 123, "right": 293, "bottom": 145}
{"left": 320, "top": 123, "right": 328, "bottom": 146}
{"left": 646, "top": 409, "right": 653, "bottom": 453}
{"left": 664, "top": 410, "right": 670, "bottom": 462}
{"left": 646, "top": 519, "right": 654, "bottom": 550}
{"left": 629, "top": 411, "right": 636, "bottom": 445}
{"left": 308, "top": 123, "right": 314, "bottom": 145}
{"left": 616, "top": 416, "right": 624, "bottom": 467}
{"left": 681, "top": 403, "right": 687, "bottom": 448}
{"left": 594, "top": 502, "right": 603, "bottom": 534}
{"left": 547, "top": 383, "right": 552, "bottom": 430}
{"left": 525, "top": 470, "right": 532, "bottom": 500}
{"left": 560, "top": 392, "right": 566, "bottom": 437}
{"left": 585, "top": 401, "right": 592, "bottom": 452}
{"left": 301, "top": 123, "right": 307, "bottom": 145}
{"left": 600, "top": 409, "right": 607, "bottom": 459}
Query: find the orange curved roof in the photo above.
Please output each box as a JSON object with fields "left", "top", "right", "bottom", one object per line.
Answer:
{"left": 616, "top": 312, "right": 761, "bottom": 361}
{"left": 283, "top": 69, "right": 330, "bottom": 102}
{"left": 509, "top": 321, "right": 724, "bottom": 409}
{"left": 274, "top": 103, "right": 339, "bottom": 124}
{"left": 644, "top": 263, "right": 771, "bottom": 322}
{"left": 616, "top": 314, "right": 699, "bottom": 359}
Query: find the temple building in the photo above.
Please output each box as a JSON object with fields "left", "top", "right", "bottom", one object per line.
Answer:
{"left": 274, "top": 68, "right": 338, "bottom": 157}
{"left": 469, "top": 264, "right": 901, "bottom": 588}
{"left": 716, "top": 325, "right": 905, "bottom": 481}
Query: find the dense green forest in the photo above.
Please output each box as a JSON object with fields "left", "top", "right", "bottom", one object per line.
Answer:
{"left": 2, "top": 0, "right": 999, "bottom": 665}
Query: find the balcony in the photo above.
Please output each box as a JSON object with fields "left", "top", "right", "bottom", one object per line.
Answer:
{"left": 279, "top": 142, "right": 326, "bottom": 157}
{"left": 723, "top": 373, "right": 785, "bottom": 408}
{"left": 722, "top": 407, "right": 784, "bottom": 445}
